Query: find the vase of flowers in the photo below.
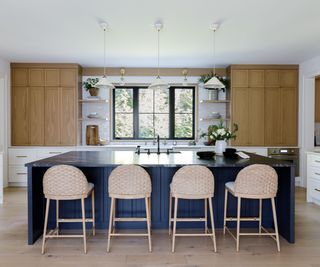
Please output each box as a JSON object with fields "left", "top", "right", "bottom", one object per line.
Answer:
{"left": 207, "top": 120, "right": 238, "bottom": 155}
{"left": 83, "top": 78, "right": 99, "bottom": 97}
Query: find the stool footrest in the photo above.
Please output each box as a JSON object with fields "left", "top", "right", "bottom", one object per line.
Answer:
{"left": 170, "top": 217, "right": 206, "bottom": 222}
{"left": 58, "top": 218, "right": 93, "bottom": 223}
{"left": 174, "top": 233, "right": 214, "bottom": 237}
{"left": 109, "top": 233, "right": 149, "bottom": 237}
{"left": 225, "top": 217, "right": 260, "bottom": 222}
{"left": 114, "top": 217, "right": 147, "bottom": 222}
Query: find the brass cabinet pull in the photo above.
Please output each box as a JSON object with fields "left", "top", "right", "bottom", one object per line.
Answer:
{"left": 16, "top": 155, "right": 27, "bottom": 158}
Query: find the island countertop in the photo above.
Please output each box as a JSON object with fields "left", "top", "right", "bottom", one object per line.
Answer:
{"left": 25, "top": 150, "right": 293, "bottom": 168}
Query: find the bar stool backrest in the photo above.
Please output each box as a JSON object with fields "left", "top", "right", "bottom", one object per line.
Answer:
{"left": 171, "top": 165, "right": 214, "bottom": 198}
{"left": 234, "top": 164, "right": 278, "bottom": 198}
{"left": 43, "top": 165, "right": 89, "bottom": 200}
{"left": 108, "top": 165, "right": 151, "bottom": 198}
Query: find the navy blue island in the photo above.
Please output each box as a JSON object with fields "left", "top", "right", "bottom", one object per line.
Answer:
{"left": 26, "top": 150, "right": 295, "bottom": 245}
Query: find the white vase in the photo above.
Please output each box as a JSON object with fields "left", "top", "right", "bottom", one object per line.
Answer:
{"left": 215, "top": 140, "right": 227, "bottom": 155}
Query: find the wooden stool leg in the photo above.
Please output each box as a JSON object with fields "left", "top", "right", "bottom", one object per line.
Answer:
{"left": 236, "top": 197, "right": 241, "bottom": 252}
{"left": 107, "top": 197, "right": 115, "bottom": 253}
{"left": 56, "top": 199, "right": 59, "bottom": 234}
{"left": 259, "top": 199, "right": 262, "bottom": 234}
{"left": 205, "top": 198, "right": 208, "bottom": 234}
{"left": 41, "top": 198, "right": 50, "bottom": 254}
{"left": 92, "top": 190, "right": 96, "bottom": 236}
{"left": 81, "top": 198, "right": 87, "bottom": 254}
{"left": 169, "top": 192, "right": 172, "bottom": 236}
{"left": 223, "top": 188, "right": 228, "bottom": 235}
{"left": 112, "top": 198, "right": 116, "bottom": 234}
{"left": 208, "top": 197, "right": 217, "bottom": 252}
{"left": 271, "top": 198, "right": 280, "bottom": 252}
{"left": 172, "top": 197, "right": 178, "bottom": 253}
{"left": 145, "top": 197, "right": 152, "bottom": 252}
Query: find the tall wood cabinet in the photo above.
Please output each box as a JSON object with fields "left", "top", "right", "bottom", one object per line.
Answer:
{"left": 11, "top": 64, "right": 81, "bottom": 146}
{"left": 229, "top": 65, "right": 298, "bottom": 146}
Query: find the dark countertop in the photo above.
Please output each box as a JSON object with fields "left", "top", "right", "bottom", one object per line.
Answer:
{"left": 25, "top": 150, "right": 294, "bottom": 168}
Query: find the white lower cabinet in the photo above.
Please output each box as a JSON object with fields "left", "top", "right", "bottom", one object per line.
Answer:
{"left": 0, "top": 153, "right": 3, "bottom": 203}
{"left": 307, "top": 152, "right": 320, "bottom": 204}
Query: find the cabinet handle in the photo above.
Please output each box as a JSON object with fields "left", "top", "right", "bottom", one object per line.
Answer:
{"left": 16, "top": 173, "right": 27, "bottom": 175}
{"left": 49, "top": 152, "right": 62, "bottom": 154}
{"left": 315, "top": 173, "right": 320, "bottom": 176}
{"left": 16, "top": 155, "right": 27, "bottom": 158}
{"left": 315, "top": 160, "right": 320, "bottom": 163}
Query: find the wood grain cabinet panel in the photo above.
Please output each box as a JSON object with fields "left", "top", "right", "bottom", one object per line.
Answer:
{"left": 264, "top": 87, "right": 282, "bottom": 146}
{"left": 281, "top": 87, "right": 297, "bottom": 145}
{"left": 265, "top": 70, "right": 280, "bottom": 87}
{"left": 232, "top": 87, "right": 249, "bottom": 145}
{"left": 232, "top": 70, "right": 248, "bottom": 87}
{"left": 45, "top": 69, "right": 59, "bottom": 86}
{"left": 316, "top": 79, "right": 320, "bottom": 123}
{"left": 60, "top": 88, "right": 76, "bottom": 145}
{"left": 60, "top": 69, "right": 76, "bottom": 87}
{"left": 12, "top": 87, "right": 29, "bottom": 145}
{"left": 29, "top": 87, "right": 44, "bottom": 145}
{"left": 12, "top": 69, "right": 28, "bottom": 86}
{"left": 44, "top": 87, "right": 61, "bottom": 145}
{"left": 249, "top": 70, "right": 264, "bottom": 87}
{"left": 29, "top": 69, "right": 44, "bottom": 86}
{"left": 280, "top": 70, "right": 298, "bottom": 88}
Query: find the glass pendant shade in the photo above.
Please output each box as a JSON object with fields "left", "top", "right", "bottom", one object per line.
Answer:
{"left": 204, "top": 76, "right": 225, "bottom": 89}
{"left": 148, "top": 76, "right": 169, "bottom": 89}
{"left": 95, "top": 76, "right": 115, "bottom": 89}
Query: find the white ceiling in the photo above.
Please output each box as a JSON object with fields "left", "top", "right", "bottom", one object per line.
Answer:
{"left": 0, "top": 0, "right": 319, "bottom": 68}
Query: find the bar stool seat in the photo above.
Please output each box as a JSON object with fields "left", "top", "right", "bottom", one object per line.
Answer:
{"left": 169, "top": 165, "right": 217, "bottom": 253}
{"left": 41, "top": 165, "right": 95, "bottom": 254}
{"left": 223, "top": 164, "right": 280, "bottom": 252}
{"left": 107, "top": 165, "right": 152, "bottom": 252}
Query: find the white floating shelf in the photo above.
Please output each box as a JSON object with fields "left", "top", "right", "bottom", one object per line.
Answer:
{"left": 79, "top": 118, "right": 109, "bottom": 121}
{"left": 79, "top": 99, "right": 109, "bottom": 103}
{"left": 200, "top": 117, "right": 230, "bottom": 121}
{"left": 200, "top": 100, "right": 230, "bottom": 103}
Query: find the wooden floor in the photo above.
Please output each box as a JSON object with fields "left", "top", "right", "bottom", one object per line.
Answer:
{"left": 0, "top": 187, "right": 320, "bottom": 267}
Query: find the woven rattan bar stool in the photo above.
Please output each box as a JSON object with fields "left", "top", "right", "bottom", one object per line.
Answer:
{"left": 107, "top": 165, "right": 152, "bottom": 252}
{"left": 223, "top": 164, "right": 280, "bottom": 252}
{"left": 41, "top": 165, "right": 95, "bottom": 254}
{"left": 169, "top": 165, "right": 216, "bottom": 253}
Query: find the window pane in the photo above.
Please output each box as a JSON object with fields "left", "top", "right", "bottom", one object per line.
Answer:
{"left": 155, "top": 114, "right": 169, "bottom": 138}
{"left": 155, "top": 88, "right": 169, "bottom": 113}
{"left": 115, "top": 113, "right": 133, "bottom": 138}
{"left": 115, "top": 89, "right": 133, "bottom": 112}
{"left": 175, "top": 114, "right": 193, "bottom": 138}
{"left": 139, "top": 89, "right": 153, "bottom": 113}
{"left": 139, "top": 114, "right": 154, "bottom": 138}
{"left": 175, "top": 88, "right": 193, "bottom": 113}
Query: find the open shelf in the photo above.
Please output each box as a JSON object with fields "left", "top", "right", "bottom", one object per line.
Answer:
{"left": 200, "top": 117, "right": 230, "bottom": 122}
{"left": 79, "top": 118, "right": 108, "bottom": 122}
{"left": 79, "top": 99, "right": 109, "bottom": 103}
{"left": 200, "top": 100, "right": 230, "bottom": 103}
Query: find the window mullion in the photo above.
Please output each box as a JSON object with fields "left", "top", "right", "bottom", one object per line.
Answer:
{"left": 133, "top": 88, "right": 139, "bottom": 139}
{"left": 169, "top": 87, "right": 175, "bottom": 139}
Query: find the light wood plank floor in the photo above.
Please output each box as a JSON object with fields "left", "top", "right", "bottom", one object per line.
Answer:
{"left": 0, "top": 187, "right": 319, "bottom": 267}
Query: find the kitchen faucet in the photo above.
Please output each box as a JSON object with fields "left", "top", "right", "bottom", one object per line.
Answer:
{"left": 157, "top": 135, "right": 160, "bottom": 155}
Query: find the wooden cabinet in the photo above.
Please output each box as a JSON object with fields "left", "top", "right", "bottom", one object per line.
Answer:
{"left": 315, "top": 78, "right": 320, "bottom": 122}
{"left": 11, "top": 64, "right": 81, "bottom": 146}
{"left": 230, "top": 66, "right": 298, "bottom": 146}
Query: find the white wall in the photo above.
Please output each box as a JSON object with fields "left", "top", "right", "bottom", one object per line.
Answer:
{"left": 0, "top": 57, "right": 10, "bottom": 188}
{"left": 299, "top": 55, "right": 320, "bottom": 187}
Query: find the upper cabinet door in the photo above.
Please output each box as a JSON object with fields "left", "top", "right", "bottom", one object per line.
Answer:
{"left": 280, "top": 70, "right": 298, "bottom": 88}
{"left": 60, "top": 69, "right": 76, "bottom": 87}
{"left": 12, "top": 87, "right": 29, "bottom": 145}
{"left": 29, "top": 87, "right": 44, "bottom": 145}
{"left": 45, "top": 69, "right": 60, "bottom": 86}
{"left": 232, "top": 70, "right": 248, "bottom": 87}
{"left": 29, "top": 69, "right": 44, "bottom": 86}
{"left": 281, "top": 87, "right": 297, "bottom": 145}
{"left": 265, "top": 70, "right": 280, "bottom": 87}
{"left": 248, "top": 87, "right": 264, "bottom": 145}
{"left": 248, "top": 70, "right": 264, "bottom": 87}
{"left": 60, "top": 88, "right": 76, "bottom": 145}
{"left": 12, "top": 69, "right": 28, "bottom": 86}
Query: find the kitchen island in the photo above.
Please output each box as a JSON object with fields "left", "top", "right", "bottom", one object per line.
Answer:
{"left": 26, "top": 150, "right": 295, "bottom": 245}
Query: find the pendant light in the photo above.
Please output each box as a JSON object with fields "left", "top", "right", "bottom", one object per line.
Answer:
{"left": 204, "top": 23, "right": 225, "bottom": 89}
{"left": 95, "top": 22, "right": 115, "bottom": 89}
{"left": 148, "top": 22, "right": 169, "bottom": 89}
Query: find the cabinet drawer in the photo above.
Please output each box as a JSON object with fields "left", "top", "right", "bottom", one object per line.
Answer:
{"left": 37, "top": 149, "right": 71, "bottom": 160}
{"left": 308, "top": 167, "right": 320, "bottom": 181}
{"left": 308, "top": 178, "right": 320, "bottom": 201}
{"left": 308, "top": 154, "right": 320, "bottom": 168}
{"left": 9, "top": 166, "right": 28, "bottom": 183}
{"left": 8, "top": 149, "right": 37, "bottom": 165}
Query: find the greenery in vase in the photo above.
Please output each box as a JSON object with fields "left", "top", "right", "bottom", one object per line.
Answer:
{"left": 200, "top": 120, "right": 238, "bottom": 142}
{"left": 198, "top": 72, "right": 229, "bottom": 92}
{"left": 83, "top": 78, "right": 99, "bottom": 91}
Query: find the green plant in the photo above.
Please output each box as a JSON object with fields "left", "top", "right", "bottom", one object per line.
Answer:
{"left": 83, "top": 78, "right": 99, "bottom": 91}
{"left": 201, "top": 120, "right": 238, "bottom": 142}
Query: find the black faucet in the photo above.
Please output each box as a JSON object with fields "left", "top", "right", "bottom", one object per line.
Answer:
{"left": 157, "top": 135, "right": 160, "bottom": 155}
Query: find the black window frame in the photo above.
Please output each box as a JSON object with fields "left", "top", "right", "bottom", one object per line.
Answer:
{"left": 112, "top": 86, "right": 195, "bottom": 140}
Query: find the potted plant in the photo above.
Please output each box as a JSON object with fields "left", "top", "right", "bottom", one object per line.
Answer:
{"left": 201, "top": 120, "right": 238, "bottom": 154}
{"left": 83, "top": 78, "right": 99, "bottom": 96}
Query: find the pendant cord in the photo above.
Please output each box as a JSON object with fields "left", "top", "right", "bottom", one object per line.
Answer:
{"left": 103, "top": 28, "right": 106, "bottom": 77}
{"left": 213, "top": 28, "right": 216, "bottom": 76}
{"left": 157, "top": 28, "right": 160, "bottom": 78}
